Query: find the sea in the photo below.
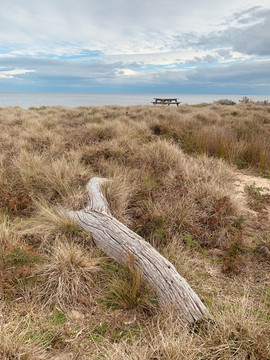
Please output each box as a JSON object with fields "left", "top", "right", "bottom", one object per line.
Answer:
{"left": 0, "top": 92, "right": 270, "bottom": 109}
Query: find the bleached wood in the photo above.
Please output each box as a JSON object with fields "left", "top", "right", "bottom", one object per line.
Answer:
{"left": 65, "top": 177, "right": 210, "bottom": 324}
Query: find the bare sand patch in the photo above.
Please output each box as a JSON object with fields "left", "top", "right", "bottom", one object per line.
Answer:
{"left": 234, "top": 172, "right": 270, "bottom": 215}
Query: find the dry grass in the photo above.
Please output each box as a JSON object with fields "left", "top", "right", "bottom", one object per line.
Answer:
{"left": 0, "top": 312, "right": 46, "bottom": 360}
{"left": 106, "top": 253, "right": 157, "bottom": 313}
{"left": 102, "top": 294, "right": 269, "bottom": 359}
{"left": 35, "top": 241, "right": 101, "bottom": 308}
{"left": 14, "top": 201, "right": 88, "bottom": 246}
{"left": 0, "top": 104, "right": 269, "bottom": 359}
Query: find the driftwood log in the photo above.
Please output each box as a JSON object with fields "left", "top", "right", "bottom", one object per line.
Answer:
{"left": 64, "top": 177, "right": 210, "bottom": 324}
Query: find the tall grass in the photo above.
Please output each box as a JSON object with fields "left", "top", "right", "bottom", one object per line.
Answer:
{"left": 0, "top": 104, "right": 269, "bottom": 359}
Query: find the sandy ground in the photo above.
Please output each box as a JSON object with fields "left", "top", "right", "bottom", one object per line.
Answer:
{"left": 233, "top": 172, "right": 270, "bottom": 259}
{"left": 234, "top": 172, "right": 270, "bottom": 215}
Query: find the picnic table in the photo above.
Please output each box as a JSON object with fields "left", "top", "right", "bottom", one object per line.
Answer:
{"left": 152, "top": 98, "right": 181, "bottom": 106}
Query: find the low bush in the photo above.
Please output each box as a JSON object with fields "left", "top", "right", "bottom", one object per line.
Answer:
{"left": 214, "top": 99, "right": 236, "bottom": 105}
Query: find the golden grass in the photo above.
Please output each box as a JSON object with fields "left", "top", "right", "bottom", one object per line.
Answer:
{"left": 35, "top": 241, "right": 101, "bottom": 308}
{"left": 14, "top": 201, "right": 87, "bottom": 245}
{"left": 0, "top": 104, "right": 269, "bottom": 359}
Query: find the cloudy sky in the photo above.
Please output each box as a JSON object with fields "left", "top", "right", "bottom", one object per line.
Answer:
{"left": 0, "top": 0, "right": 270, "bottom": 93}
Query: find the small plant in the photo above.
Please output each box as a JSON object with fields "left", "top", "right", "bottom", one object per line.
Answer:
{"left": 50, "top": 310, "right": 67, "bottom": 326}
{"left": 214, "top": 99, "right": 236, "bottom": 105}
{"left": 256, "top": 100, "right": 269, "bottom": 105}
{"left": 183, "top": 232, "right": 203, "bottom": 252}
{"left": 261, "top": 172, "right": 270, "bottom": 178}
{"left": 0, "top": 186, "right": 31, "bottom": 216}
{"left": 232, "top": 216, "right": 246, "bottom": 230}
{"left": 5, "top": 247, "right": 42, "bottom": 268}
{"left": 106, "top": 253, "right": 157, "bottom": 313}
{"left": 239, "top": 96, "right": 252, "bottom": 103}
{"left": 134, "top": 213, "right": 168, "bottom": 245}
{"left": 222, "top": 231, "right": 244, "bottom": 274}
{"left": 1, "top": 245, "right": 42, "bottom": 298}
{"left": 244, "top": 183, "right": 265, "bottom": 211}
{"left": 150, "top": 123, "right": 179, "bottom": 141}
{"left": 94, "top": 322, "right": 109, "bottom": 336}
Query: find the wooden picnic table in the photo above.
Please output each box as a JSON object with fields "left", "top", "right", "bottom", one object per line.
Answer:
{"left": 152, "top": 98, "right": 181, "bottom": 106}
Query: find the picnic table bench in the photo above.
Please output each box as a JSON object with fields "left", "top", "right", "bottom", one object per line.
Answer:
{"left": 152, "top": 98, "right": 181, "bottom": 106}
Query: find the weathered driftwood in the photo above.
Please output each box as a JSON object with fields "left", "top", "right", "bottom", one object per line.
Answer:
{"left": 65, "top": 177, "right": 210, "bottom": 324}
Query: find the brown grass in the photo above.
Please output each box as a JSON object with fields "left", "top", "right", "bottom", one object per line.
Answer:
{"left": 35, "top": 241, "right": 101, "bottom": 308}
{"left": 0, "top": 312, "right": 46, "bottom": 360}
{"left": 0, "top": 104, "right": 269, "bottom": 359}
{"left": 105, "top": 253, "right": 157, "bottom": 313}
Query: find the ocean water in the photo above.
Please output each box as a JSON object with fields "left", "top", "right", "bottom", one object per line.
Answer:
{"left": 0, "top": 92, "right": 270, "bottom": 109}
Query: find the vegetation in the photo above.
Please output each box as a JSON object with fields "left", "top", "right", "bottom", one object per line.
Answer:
{"left": 0, "top": 103, "right": 269, "bottom": 359}
{"left": 214, "top": 99, "right": 236, "bottom": 105}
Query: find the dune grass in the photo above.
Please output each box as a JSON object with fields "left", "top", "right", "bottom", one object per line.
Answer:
{"left": 0, "top": 103, "right": 269, "bottom": 359}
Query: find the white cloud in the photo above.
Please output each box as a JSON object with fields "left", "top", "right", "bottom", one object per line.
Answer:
{"left": 0, "top": 1, "right": 270, "bottom": 93}
{"left": 0, "top": 69, "right": 35, "bottom": 78}
{"left": 117, "top": 69, "right": 137, "bottom": 76}
{"left": 1, "top": 0, "right": 269, "bottom": 56}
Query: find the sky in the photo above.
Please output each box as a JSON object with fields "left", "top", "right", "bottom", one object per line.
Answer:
{"left": 0, "top": 0, "right": 270, "bottom": 94}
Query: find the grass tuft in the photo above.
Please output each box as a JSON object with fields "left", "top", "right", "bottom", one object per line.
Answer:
{"left": 35, "top": 241, "right": 101, "bottom": 308}
{"left": 106, "top": 253, "right": 157, "bottom": 313}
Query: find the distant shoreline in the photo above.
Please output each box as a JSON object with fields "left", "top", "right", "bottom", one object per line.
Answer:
{"left": 1, "top": 92, "right": 270, "bottom": 109}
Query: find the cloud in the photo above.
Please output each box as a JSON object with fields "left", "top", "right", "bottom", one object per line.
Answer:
{"left": 0, "top": 55, "right": 269, "bottom": 94}
{"left": 117, "top": 69, "right": 136, "bottom": 76}
{"left": 0, "top": 1, "right": 270, "bottom": 93}
{"left": 185, "top": 7, "right": 270, "bottom": 56}
{"left": 216, "top": 49, "right": 232, "bottom": 59}
{"left": 1, "top": 0, "right": 269, "bottom": 57}
{"left": 0, "top": 57, "right": 143, "bottom": 90}
{"left": 186, "top": 60, "right": 270, "bottom": 87}
{"left": 188, "top": 54, "right": 218, "bottom": 65}
{"left": 0, "top": 68, "right": 35, "bottom": 79}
